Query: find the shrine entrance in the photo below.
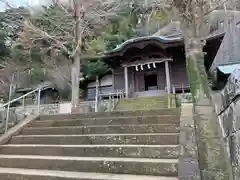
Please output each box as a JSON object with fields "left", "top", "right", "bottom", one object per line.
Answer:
{"left": 144, "top": 73, "right": 158, "bottom": 91}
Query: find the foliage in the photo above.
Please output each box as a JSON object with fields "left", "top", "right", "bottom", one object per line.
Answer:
{"left": 85, "top": 37, "right": 107, "bottom": 56}
{"left": 10, "top": 43, "right": 28, "bottom": 62}
{"left": 18, "top": 5, "right": 71, "bottom": 53}
{"left": 82, "top": 5, "right": 141, "bottom": 80}
{"left": 82, "top": 59, "right": 109, "bottom": 80}
{"left": 101, "top": 6, "right": 139, "bottom": 51}
{"left": 0, "top": 6, "right": 30, "bottom": 44}
{"left": 29, "top": 68, "right": 48, "bottom": 85}
{"left": 0, "top": 31, "right": 10, "bottom": 61}
{"left": 0, "top": 0, "right": 182, "bottom": 101}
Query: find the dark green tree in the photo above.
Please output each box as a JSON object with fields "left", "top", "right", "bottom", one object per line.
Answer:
{"left": 82, "top": 59, "right": 109, "bottom": 112}
{"left": 101, "top": 6, "right": 139, "bottom": 51}
{"left": 0, "top": 31, "right": 9, "bottom": 61}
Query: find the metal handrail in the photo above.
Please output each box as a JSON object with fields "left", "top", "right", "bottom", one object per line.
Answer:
{"left": 0, "top": 88, "right": 41, "bottom": 108}
{"left": 1, "top": 87, "right": 41, "bottom": 133}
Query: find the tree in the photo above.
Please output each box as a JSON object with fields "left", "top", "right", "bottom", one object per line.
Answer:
{"left": 100, "top": 5, "right": 139, "bottom": 50}
{"left": 0, "top": 30, "right": 26, "bottom": 96}
{"left": 82, "top": 59, "right": 109, "bottom": 112}
{"left": 171, "top": 0, "right": 228, "bottom": 102}
{"left": 8, "top": 0, "right": 125, "bottom": 112}
{"left": 0, "top": 5, "right": 30, "bottom": 44}
{"left": 136, "top": 0, "right": 229, "bottom": 100}
{"left": 140, "top": 0, "right": 232, "bottom": 179}
{"left": 0, "top": 31, "right": 9, "bottom": 61}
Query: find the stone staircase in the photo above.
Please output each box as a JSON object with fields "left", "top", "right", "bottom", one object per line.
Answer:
{"left": 0, "top": 108, "right": 180, "bottom": 179}
{"left": 115, "top": 96, "right": 176, "bottom": 110}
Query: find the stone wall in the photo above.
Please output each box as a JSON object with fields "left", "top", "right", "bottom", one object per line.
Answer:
{"left": 11, "top": 100, "right": 114, "bottom": 122}
{"left": 211, "top": 69, "right": 240, "bottom": 180}
{"left": 194, "top": 97, "right": 232, "bottom": 180}
{"left": 0, "top": 99, "right": 117, "bottom": 134}
{"left": 15, "top": 104, "right": 59, "bottom": 120}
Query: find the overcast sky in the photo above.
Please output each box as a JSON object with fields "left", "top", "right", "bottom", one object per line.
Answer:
{"left": 0, "top": 0, "right": 44, "bottom": 11}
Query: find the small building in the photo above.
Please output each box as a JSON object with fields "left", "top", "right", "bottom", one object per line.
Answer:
{"left": 86, "top": 74, "right": 113, "bottom": 100}
{"left": 105, "top": 35, "right": 189, "bottom": 98}
{"left": 85, "top": 10, "right": 240, "bottom": 99}
{"left": 85, "top": 34, "right": 222, "bottom": 100}
{"left": 15, "top": 81, "right": 59, "bottom": 105}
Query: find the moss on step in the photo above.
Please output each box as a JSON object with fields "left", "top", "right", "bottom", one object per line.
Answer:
{"left": 115, "top": 96, "right": 176, "bottom": 110}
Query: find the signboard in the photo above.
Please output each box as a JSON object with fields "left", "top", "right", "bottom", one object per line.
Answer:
{"left": 59, "top": 103, "right": 71, "bottom": 114}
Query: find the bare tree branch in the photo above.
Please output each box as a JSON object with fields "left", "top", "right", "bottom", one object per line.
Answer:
{"left": 204, "top": 0, "right": 229, "bottom": 15}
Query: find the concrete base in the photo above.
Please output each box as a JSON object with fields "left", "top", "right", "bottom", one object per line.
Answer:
{"left": 133, "top": 90, "right": 166, "bottom": 98}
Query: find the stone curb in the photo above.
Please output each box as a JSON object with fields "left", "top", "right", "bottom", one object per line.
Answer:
{"left": 178, "top": 103, "right": 200, "bottom": 180}
{"left": 0, "top": 115, "right": 38, "bottom": 145}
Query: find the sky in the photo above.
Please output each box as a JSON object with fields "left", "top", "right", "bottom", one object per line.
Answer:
{"left": 0, "top": 0, "right": 41, "bottom": 11}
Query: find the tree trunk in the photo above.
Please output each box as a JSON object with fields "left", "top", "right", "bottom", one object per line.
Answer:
{"left": 71, "top": 0, "right": 82, "bottom": 113}
{"left": 185, "top": 38, "right": 211, "bottom": 104}
{"left": 71, "top": 54, "right": 80, "bottom": 113}
{"left": 185, "top": 37, "right": 213, "bottom": 176}
{"left": 95, "top": 75, "right": 99, "bottom": 112}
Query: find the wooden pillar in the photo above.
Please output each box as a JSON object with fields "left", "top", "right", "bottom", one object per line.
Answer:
{"left": 165, "top": 61, "right": 171, "bottom": 94}
{"left": 132, "top": 67, "right": 135, "bottom": 92}
{"left": 124, "top": 66, "right": 129, "bottom": 98}
{"left": 112, "top": 71, "right": 115, "bottom": 92}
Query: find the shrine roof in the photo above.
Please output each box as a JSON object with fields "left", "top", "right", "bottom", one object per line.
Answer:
{"left": 106, "top": 34, "right": 183, "bottom": 55}
{"left": 106, "top": 33, "right": 224, "bottom": 56}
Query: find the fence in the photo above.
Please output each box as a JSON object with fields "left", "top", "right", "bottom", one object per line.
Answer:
{"left": 0, "top": 88, "right": 41, "bottom": 134}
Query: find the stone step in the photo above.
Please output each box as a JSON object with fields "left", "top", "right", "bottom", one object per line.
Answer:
{"left": 0, "top": 167, "right": 178, "bottom": 180}
{"left": 115, "top": 97, "right": 175, "bottom": 110}
{"left": 31, "top": 116, "right": 179, "bottom": 127}
{"left": 0, "top": 155, "right": 178, "bottom": 176}
{"left": 0, "top": 144, "right": 180, "bottom": 159}
{"left": 10, "top": 133, "right": 179, "bottom": 145}
{"left": 39, "top": 108, "right": 179, "bottom": 121}
{"left": 22, "top": 124, "right": 180, "bottom": 135}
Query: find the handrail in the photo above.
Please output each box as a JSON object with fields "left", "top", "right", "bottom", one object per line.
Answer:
{"left": 1, "top": 87, "right": 41, "bottom": 133}
{"left": 0, "top": 88, "right": 41, "bottom": 108}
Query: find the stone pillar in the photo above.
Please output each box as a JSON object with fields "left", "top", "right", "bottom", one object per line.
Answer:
{"left": 165, "top": 61, "right": 171, "bottom": 94}
{"left": 124, "top": 66, "right": 129, "bottom": 98}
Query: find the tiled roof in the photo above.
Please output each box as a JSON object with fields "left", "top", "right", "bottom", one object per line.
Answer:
{"left": 109, "top": 10, "right": 240, "bottom": 55}
{"left": 109, "top": 34, "right": 183, "bottom": 53}
{"left": 153, "top": 21, "right": 181, "bottom": 36}
{"left": 210, "top": 11, "right": 240, "bottom": 74}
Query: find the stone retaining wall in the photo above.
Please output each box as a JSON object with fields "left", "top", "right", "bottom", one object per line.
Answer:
{"left": 212, "top": 70, "right": 240, "bottom": 180}
{"left": 0, "top": 99, "right": 116, "bottom": 134}
{"left": 179, "top": 99, "right": 232, "bottom": 180}
{"left": 213, "top": 91, "right": 240, "bottom": 180}
{"left": 12, "top": 100, "right": 114, "bottom": 122}
{"left": 195, "top": 97, "right": 232, "bottom": 180}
